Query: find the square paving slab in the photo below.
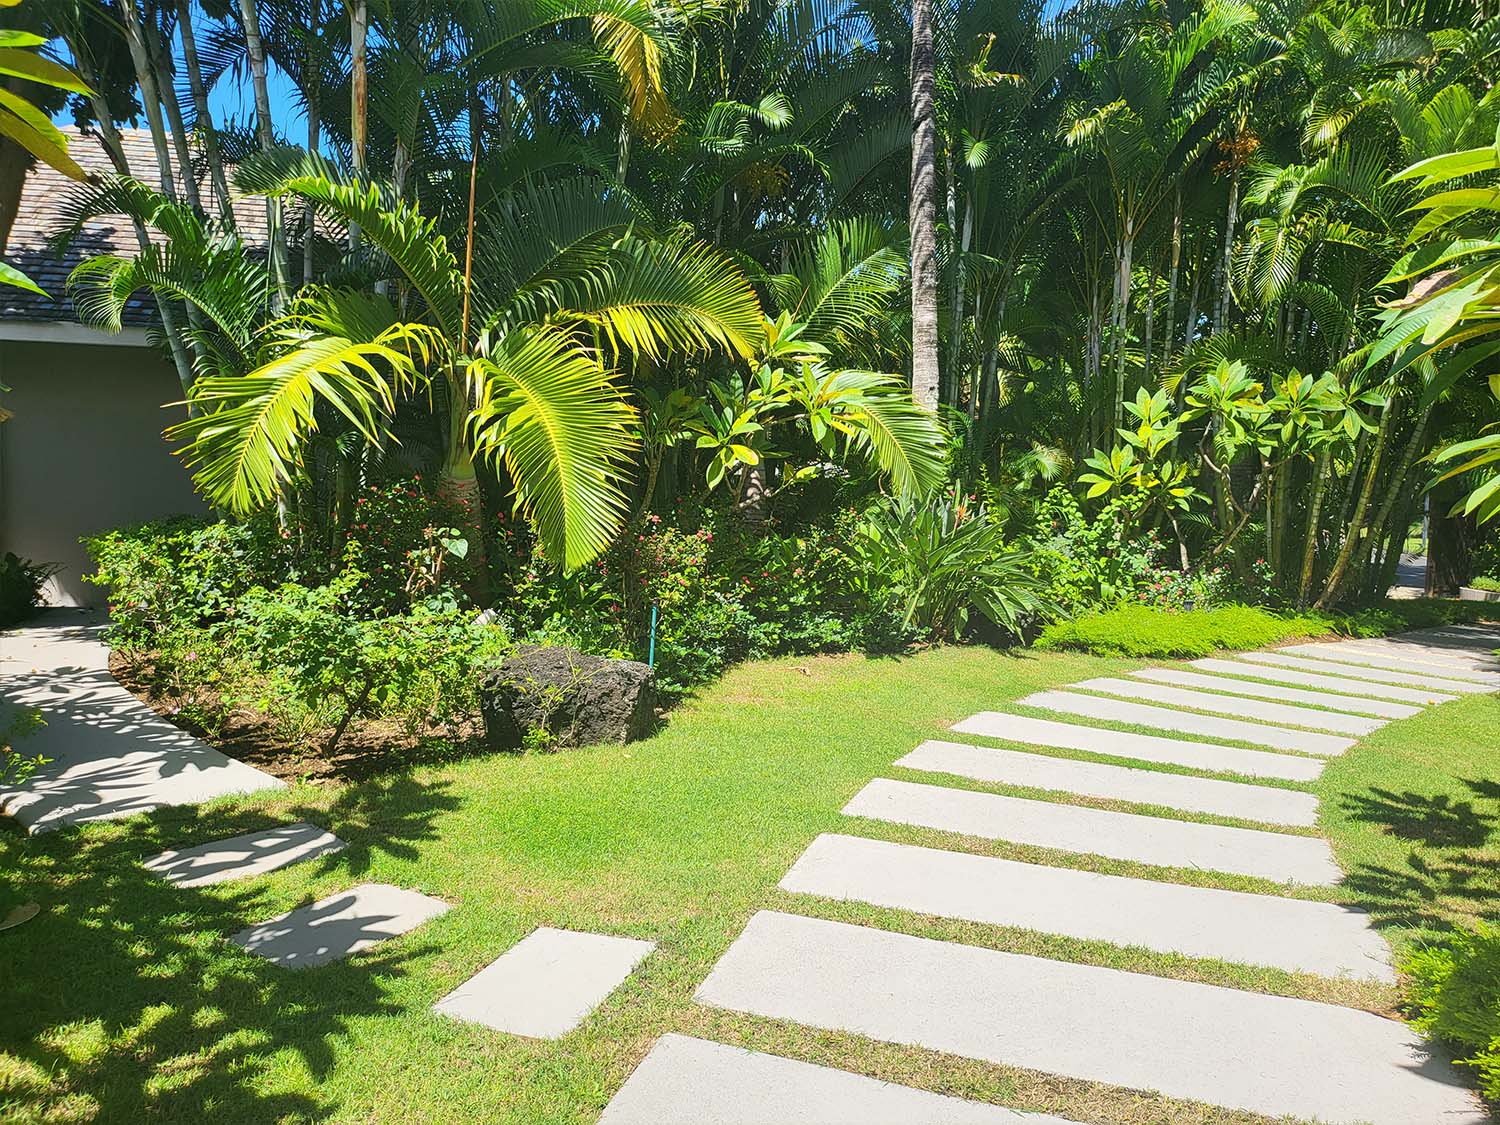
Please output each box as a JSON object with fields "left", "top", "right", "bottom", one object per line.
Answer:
{"left": 144, "top": 823, "right": 345, "bottom": 887}
{"left": 1, "top": 616, "right": 285, "bottom": 833}
{"left": 1019, "top": 691, "right": 1356, "bottom": 755}
{"left": 434, "top": 927, "right": 655, "bottom": 1038}
{"left": 950, "top": 713, "right": 1324, "bottom": 781}
{"left": 1131, "top": 668, "right": 1420, "bottom": 718}
{"left": 782, "top": 834, "right": 1391, "bottom": 980}
{"left": 1237, "top": 651, "right": 1493, "bottom": 694}
{"left": 696, "top": 912, "right": 1484, "bottom": 1125}
{"left": 230, "top": 883, "right": 449, "bottom": 968}
{"left": 598, "top": 1034, "right": 1075, "bottom": 1124}
{"left": 843, "top": 778, "right": 1341, "bottom": 884}
{"left": 896, "top": 740, "right": 1319, "bottom": 826}
{"left": 1069, "top": 677, "right": 1383, "bottom": 735}
{"left": 1190, "top": 656, "right": 1459, "bottom": 704}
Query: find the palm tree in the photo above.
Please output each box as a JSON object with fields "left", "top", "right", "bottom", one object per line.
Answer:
{"left": 909, "top": 0, "right": 940, "bottom": 410}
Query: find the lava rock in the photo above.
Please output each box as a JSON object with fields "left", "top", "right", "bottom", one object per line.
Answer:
{"left": 479, "top": 644, "right": 656, "bottom": 751}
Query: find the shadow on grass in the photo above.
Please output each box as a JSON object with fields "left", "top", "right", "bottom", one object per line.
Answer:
{"left": 1, "top": 774, "right": 460, "bottom": 1122}
{"left": 1340, "top": 787, "right": 1497, "bottom": 848}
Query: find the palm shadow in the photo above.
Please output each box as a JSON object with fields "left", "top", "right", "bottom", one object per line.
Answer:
{"left": 1340, "top": 787, "right": 1496, "bottom": 848}
{"left": 1, "top": 774, "right": 461, "bottom": 1122}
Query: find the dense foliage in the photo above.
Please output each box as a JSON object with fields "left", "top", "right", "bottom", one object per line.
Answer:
{"left": 1405, "top": 927, "right": 1500, "bottom": 1101}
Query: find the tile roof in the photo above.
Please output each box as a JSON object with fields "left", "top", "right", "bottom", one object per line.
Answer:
{"left": 3, "top": 126, "right": 270, "bottom": 326}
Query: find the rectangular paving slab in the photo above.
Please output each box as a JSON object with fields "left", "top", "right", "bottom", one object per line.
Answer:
{"left": 1, "top": 616, "right": 285, "bottom": 833}
{"left": 598, "top": 1034, "right": 1074, "bottom": 1124}
{"left": 843, "top": 778, "right": 1341, "bottom": 884}
{"left": 1133, "top": 668, "right": 1421, "bottom": 718}
{"left": 144, "top": 823, "right": 345, "bottom": 887}
{"left": 1070, "top": 677, "right": 1384, "bottom": 736}
{"left": 951, "top": 713, "right": 1324, "bottom": 781}
{"left": 897, "top": 740, "right": 1318, "bottom": 826}
{"left": 1311, "top": 637, "right": 1500, "bottom": 670}
{"left": 1276, "top": 644, "right": 1500, "bottom": 685}
{"left": 230, "top": 883, "right": 449, "bottom": 968}
{"left": 782, "top": 834, "right": 1391, "bottom": 980}
{"left": 1019, "top": 691, "right": 1356, "bottom": 756}
{"left": 1237, "top": 650, "right": 1493, "bottom": 694}
{"left": 433, "top": 927, "right": 655, "bottom": 1038}
{"left": 1193, "top": 656, "right": 1460, "bottom": 704}
{"left": 696, "top": 912, "right": 1484, "bottom": 1125}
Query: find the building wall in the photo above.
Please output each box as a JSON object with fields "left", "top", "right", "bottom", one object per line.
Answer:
{"left": 1, "top": 336, "right": 206, "bottom": 606}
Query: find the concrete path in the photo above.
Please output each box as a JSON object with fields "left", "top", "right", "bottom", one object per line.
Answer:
{"left": 434, "top": 928, "right": 655, "bottom": 1038}
{"left": 951, "top": 712, "right": 1325, "bottom": 780}
{"left": 1189, "top": 655, "right": 1460, "bottom": 703}
{"left": 696, "top": 912, "right": 1484, "bottom": 1125}
{"left": 598, "top": 1035, "right": 1076, "bottom": 1124}
{"left": 611, "top": 625, "right": 1493, "bottom": 1123}
{"left": 1069, "top": 676, "right": 1385, "bottom": 735}
{"left": 896, "top": 740, "right": 1319, "bottom": 825}
{"left": 1, "top": 614, "right": 284, "bottom": 832}
{"left": 844, "top": 778, "right": 1342, "bottom": 884}
{"left": 1132, "top": 667, "right": 1421, "bottom": 718}
{"left": 1020, "top": 690, "right": 1356, "bottom": 755}
{"left": 230, "top": 883, "right": 449, "bottom": 968}
{"left": 782, "top": 834, "right": 1391, "bottom": 980}
{"left": 145, "top": 823, "right": 345, "bottom": 887}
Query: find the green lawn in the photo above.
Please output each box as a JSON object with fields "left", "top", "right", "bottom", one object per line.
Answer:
{"left": 2, "top": 641, "right": 1498, "bottom": 1125}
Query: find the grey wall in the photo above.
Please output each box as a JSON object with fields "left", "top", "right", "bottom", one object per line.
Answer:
{"left": 1, "top": 338, "right": 206, "bottom": 606}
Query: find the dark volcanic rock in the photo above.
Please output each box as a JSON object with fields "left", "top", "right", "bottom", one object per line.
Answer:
{"left": 479, "top": 644, "right": 656, "bottom": 751}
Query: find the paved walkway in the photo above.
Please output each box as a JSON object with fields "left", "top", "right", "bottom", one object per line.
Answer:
{"left": 1, "top": 612, "right": 284, "bottom": 833}
{"left": 605, "top": 624, "right": 1500, "bottom": 1124}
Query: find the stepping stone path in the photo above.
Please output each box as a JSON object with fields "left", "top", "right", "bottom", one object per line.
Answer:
{"left": 603, "top": 624, "right": 1500, "bottom": 1123}
{"left": 845, "top": 777, "right": 1342, "bottom": 884}
{"left": 434, "top": 927, "right": 655, "bottom": 1038}
{"left": 598, "top": 1034, "right": 1073, "bottom": 1124}
{"left": 897, "top": 739, "right": 1320, "bottom": 825}
{"left": 1069, "top": 675, "right": 1385, "bottom": 735}
{"left": 0, "top": 614, "right": 285, "bottom": 833}
{"left": 145, "top": 823, "right": 345, "bottom": 887}
{"left": 231, "top": 883, "right": 449, "bottom": 968}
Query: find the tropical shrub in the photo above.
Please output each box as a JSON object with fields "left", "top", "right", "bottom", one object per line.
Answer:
{"left": 1404, "top": 927, "right": 1500, "bottom": 1101}
{"left": 853, "top": 491, "right": 1052, "bottom": 642}
{"left": 0, "top": 553, "right": 57, "bottom": 626}
{"left": 1035, "top": 604, "right": 1339, "bottom": 658}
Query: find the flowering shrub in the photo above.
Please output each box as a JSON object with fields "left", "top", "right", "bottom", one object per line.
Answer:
{"left": 344, "top": 477, "right": 480, "bottom": 613}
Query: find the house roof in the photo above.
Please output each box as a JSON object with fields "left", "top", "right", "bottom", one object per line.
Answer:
{"left": 2, "top": 127, "right": 270, "bottom": 327}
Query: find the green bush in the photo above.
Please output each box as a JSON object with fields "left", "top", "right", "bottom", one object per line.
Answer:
{"left": 1471, "top": 575, "right": 1500, "bottom": 593}
{"left": 1035, "top": 603, "right": 1338, "bottom": 658}
{"left": 1404, "top": 926, "right": 1500, "bottom": 1100}
{"left": 0, "top": 552, "right": 58, "bottom": 626}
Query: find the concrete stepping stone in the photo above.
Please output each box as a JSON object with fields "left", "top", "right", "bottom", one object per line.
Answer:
{"left": 696, "top": 912, "right": 1484, "bottom": 1125}
{"left": 434, "top": 927, "right": 655, "bottom": 1038}
{"left": 1239, "top": 650, "right": 1492, "bottom": 694}
{"left": 951, "top": 713, "right": 1324, "bottom": 782}
{"left": 782, "top": 834, "right": 1391, "bottom": 980}
{"left": 597, "top": 1034, "right": 1072, "bottom": 1124}
{"left": 1, "top": 617, "right": 285, "bottom": 833}
{"left": 1135, "top": 668, "right": 1420, "bottom": 718}
{"left": 1312, "top": 637, "right": 1500, "bottom": 669}
{"left": 1019, "top": 691, "right": 1355, "bottom": 756}
{"left": 897, "top": 740, "right": 1318, "bottom": 826}
{"left": 144, "top": 823, "right": 345, "bottom": 887}
{"left": 230, "top": 883, "right": 449, "bottom": 968}
{"left": 1410, "top": 627, "right": 1500, "bottom": 653}
{"left": 844, "top": 778, "right": 1341, "bottom": 885}
{"left": 1194, "top": 656, "right": 1459, "bottom": 704}
{"left": 1070, "top": 677, "right": 1384, "bottom": 736}
{"left": 1276, "top": 644, "right": 1500, "bottom": 685}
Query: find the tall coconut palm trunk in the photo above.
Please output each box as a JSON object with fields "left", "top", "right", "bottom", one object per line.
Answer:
{"left": 177, "top": 0, "right": 235, "bottom": 226}
{"left": 238, "top": 0, "right": 292, "bottom": 307}
{"left": 348, "top": 0, "right": 368, "bottom": 251}
{"left": 909, "top": 0, "right": 940, "bottom": 410}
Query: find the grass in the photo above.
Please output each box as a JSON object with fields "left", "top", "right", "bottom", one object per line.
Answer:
{"left": 1036, "top": 598, "right": 1500, "bottom": 658}
{"left": 2, "top": 618, "right": 1498, "bottom": 1124}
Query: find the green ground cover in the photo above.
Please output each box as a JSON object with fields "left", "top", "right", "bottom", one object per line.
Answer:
{"left": 3, "top": 631, "right": 1498, "bottom": 1125}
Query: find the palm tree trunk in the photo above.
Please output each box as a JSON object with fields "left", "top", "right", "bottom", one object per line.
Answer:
{"left": 238, "top": 0, "right": 292, "bottom": 308}
{"left": 1316, "top": 398, "right": 1395, "bottom": 609}
{"left": 1361, "top": 400, "right": 1433, "bottom": 594}
{"left": 348, "top": 0, "right": 368, "bottom": 250}
{"left": 1162, "top": 186, "right": 1182, "bottom": 369}
{"left": 303, "top": 0, "right": 322, "bottom": 286}
{"left": 909, "top": 0, "right": 940, "bottom": 410}
{"left": 177, "top": 0, "right": 235, "bottom": 226}
{"left": 145, "top": 19, "right": 203, "bottom": 213}
{"left": 1113, "top": 224, "right": 1134, "bottom": 429}
{"left": 118, "top": 2, "right": 178, "bottom": 200}
{"left": 1215, "top": 165, "right": 1240, "bottom": 332}
{"left": 1141, "top": 249, "right": 1158, "bottom": 384}
{"left": 1297, "top": 446, "right": 1331, "bottom": 606}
